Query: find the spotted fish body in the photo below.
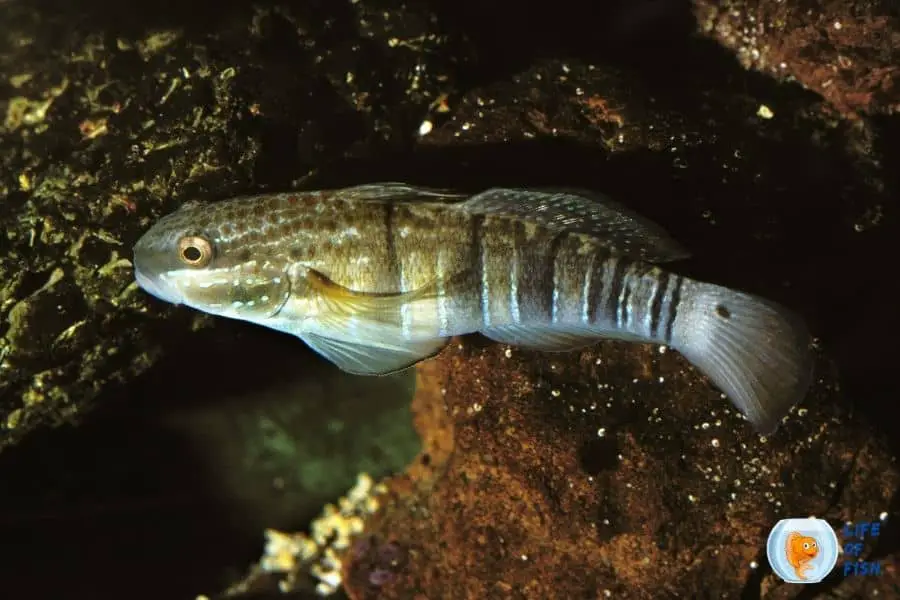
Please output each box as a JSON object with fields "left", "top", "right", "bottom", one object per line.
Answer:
{"left": 133, "top": 184, "right": 814, "bottom": 434}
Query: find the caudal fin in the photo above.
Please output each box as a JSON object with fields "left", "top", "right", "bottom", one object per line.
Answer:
{"left": 670, "top": 280, "right": 814, "bottom": 435}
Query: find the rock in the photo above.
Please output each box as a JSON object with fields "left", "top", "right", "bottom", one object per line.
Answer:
{"left": 0, "top": 0, "right": 466, "bottom": 452}
{"left": 693, "top": 0, "right": 900, "bottom": 119}
{"left": 343, "top": 342, "right": 897, "bottom": 598}
{"left": 336, "top": 35, "right": 900, "bottom": 600}
{"left": 0, "top": 0, "right": 898, "bottom": 598}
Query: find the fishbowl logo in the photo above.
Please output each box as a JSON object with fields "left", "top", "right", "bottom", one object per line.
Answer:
{"left": 766, "top": 518, "right": 839, "bottom": 583}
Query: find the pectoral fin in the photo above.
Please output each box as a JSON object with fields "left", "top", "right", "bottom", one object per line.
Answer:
{"left": 305, "top": 268, "right": 438, "bottom": 322}
{"left": 301, "top": 268, "right": 451, "bottom": 374}
{"left": 300, "top": 332, "right": 448, "bottom": 375}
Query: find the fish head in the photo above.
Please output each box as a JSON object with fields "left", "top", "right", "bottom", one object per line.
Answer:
{"left": 133, "top": 202, "right": 291, "bottom": 321}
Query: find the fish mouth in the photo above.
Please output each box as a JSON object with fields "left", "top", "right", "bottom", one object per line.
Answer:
{"left": 134, "top": 268, "right": 183, "bottom": 305}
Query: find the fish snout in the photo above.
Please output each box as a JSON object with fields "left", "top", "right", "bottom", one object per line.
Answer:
{"left": 134, "top": 267, "right": 184, "bottom": 305}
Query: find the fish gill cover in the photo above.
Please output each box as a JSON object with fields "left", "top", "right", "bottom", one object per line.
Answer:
{"left": 0, "top": 0, "right": 898, "bottom": 599}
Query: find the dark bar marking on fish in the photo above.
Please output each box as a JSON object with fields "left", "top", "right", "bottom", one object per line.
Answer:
{"left": 663, "top": 274, "right": 683, "bottom": 345}
{"left": 510, "top": 221, "right": 526, "bottom": 325}
{"left": 470, "top": 214, "right": 488, "bottom": 327}
{"left": 586, "top": 248, "right": 611, "bottom": 325}
{"left": 649, "top": 269, "right": 669, "bottom": 340}
{"left": 547, "top": 231, "right": 567, "bottom": 324}
{"left": 604, "top": 257, "right": 626, "bottom": 327}
{"left": 617, "top": 264, "right": 635, "bottom": 330}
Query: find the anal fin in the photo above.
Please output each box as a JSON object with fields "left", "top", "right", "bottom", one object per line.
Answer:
{"left": 480, "top": 323, "right": 648, "bottom": 352}
{"left": 300, "top": 332, "right": 448, "bottom": 375}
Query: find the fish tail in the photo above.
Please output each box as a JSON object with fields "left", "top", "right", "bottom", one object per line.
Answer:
{"left": 670, "top": 280, "right": 814, "bottom": 435}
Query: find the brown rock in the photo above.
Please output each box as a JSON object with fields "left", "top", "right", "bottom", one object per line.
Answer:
{"left": 693, "top": 0, "right": 900, "bottom": 118}
{"left": 344, "top": 338, "right": 897, "bottom": 599}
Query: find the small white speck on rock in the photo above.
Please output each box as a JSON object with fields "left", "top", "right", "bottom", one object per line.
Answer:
{"left": 417, "top": 120, "right": 433, "bottom": 136}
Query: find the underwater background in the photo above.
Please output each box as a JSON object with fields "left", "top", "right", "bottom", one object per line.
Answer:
{"left": 0, "top": 0, "right": 898, "bottom": 598}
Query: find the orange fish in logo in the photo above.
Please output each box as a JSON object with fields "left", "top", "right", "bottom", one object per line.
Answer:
{"left": 785, "top": 531, "right": 819, "bottom": 579}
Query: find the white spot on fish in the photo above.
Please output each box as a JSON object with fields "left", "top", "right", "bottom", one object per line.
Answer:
{"left": 510, "top": 244, "right": 520, "bottom": 324}
{"left": 261, "top": 295, "right": 270, "bottom": 302}
{"left": 197, "top": 278, "right": 229, "bottom": 289}
{"left": 399, "top": 267, "right": 411, "bottom": 338}
{"left": 480, "top": 236, "right": 491, "bottom": 327}
{"left": 617, "top": 279, "right": 630, "bottom": 328}
{"left": 399, "top": 226, "right": 410, "bottom": 239}
{"left": 581, "top": 252, "right": 595, "bottom": 324}
{"left": 551, "top": 286, "right": 559, "bottom": 323}
{"left": 436, "top": 251, "right": 449, "bottom": 336}
{"left": 232, "top": 301, "right": 244, "bottom": 308}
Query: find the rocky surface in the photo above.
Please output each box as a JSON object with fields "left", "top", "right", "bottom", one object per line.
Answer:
{"left": 694, "top": 0, "right": 899, "bottom": 118}
{"left": 0, "top": 0, "right": 898, "bottom": 599}
{"left": 0, "top": 0, "right": 467, "bottom": 451}
{"left": 341, "top": 344, "right": 898, "bottom": 599}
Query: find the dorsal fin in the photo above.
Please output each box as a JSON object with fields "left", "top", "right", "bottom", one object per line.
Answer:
{"left": 341, "top": 182, "right": 468, "bottom": 203}
{"left": 458, "top": 187, "right": 690, "bottom": 263}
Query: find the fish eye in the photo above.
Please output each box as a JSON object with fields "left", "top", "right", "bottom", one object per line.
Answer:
{"left": 803, "top": 542, "right": 810, "bottom": 549}
{"left": 177, "top": 235, "right": 213, "bottom": 267}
